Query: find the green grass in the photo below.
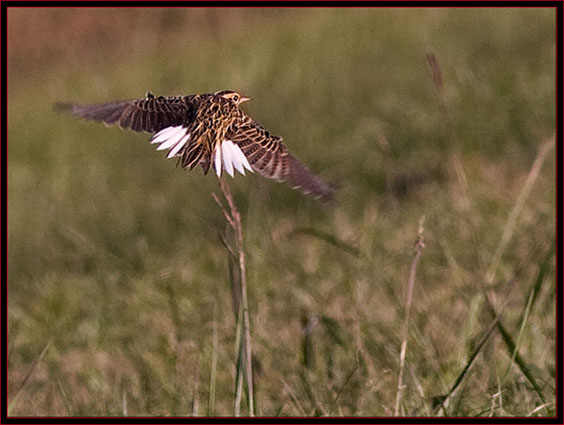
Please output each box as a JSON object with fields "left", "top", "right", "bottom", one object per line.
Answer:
{"left": 7, "top": 8, "right": 556, "bottom": 416}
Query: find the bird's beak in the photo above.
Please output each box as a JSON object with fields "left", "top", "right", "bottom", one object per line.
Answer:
{"left": 240, "top": 95, "right": 252, "bottom": 103}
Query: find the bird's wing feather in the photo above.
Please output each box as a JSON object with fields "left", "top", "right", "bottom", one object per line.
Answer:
{"left": 55, "top": 94, "right": 196, "bottom": 133}
{"left": 228, "top": 116, "right": 335, "bottom": 201}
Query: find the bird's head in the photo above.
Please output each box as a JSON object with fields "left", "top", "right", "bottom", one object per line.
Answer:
{"left": 215, "top": 90, "right": 251, "bottom": 106}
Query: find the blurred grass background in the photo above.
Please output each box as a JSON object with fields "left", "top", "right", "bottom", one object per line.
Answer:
{"left": 7, "top": 7, "right": 556, "bottom": 417}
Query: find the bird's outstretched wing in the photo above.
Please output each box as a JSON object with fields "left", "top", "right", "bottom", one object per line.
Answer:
{"left": 55, "top": 94, "right": 196, "bottom": 133}
{"left": 228, "top": 116, "right": 335, "bottom": 202}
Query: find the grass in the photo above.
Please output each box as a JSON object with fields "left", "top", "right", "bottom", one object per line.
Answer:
{"left": 395, "top": 215, "right": 425, "bottom": 416}
{"left": 212, "top": 177, "right": 255, "bottom": 416}
{"left": 7, "top": 7, "right": 556, "bottom": 417}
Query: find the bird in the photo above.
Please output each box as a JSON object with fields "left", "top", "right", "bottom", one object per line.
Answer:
{"left": 56, "top": 90, "right": 335, "bottom": 201}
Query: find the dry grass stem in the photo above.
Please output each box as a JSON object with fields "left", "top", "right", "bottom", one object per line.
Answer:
{"left": 426, "top": 52, "right": 453, "bottom": 139}
{"left": 215, "top": 177, "right": 255, "bottom": 416}
{"left": 207, "top": 304, "right": 218, "bottom": 416}
{"left": 280, "top": 376, "right": 307, "bottom": 416}
{"left": 394, "top": 216, "right": 426, "bottom": 416}
{"left": 435, "top": 293, "right": 513, "bottom": 416}
{"left": 122, "top": 389, "right": 127, "bottom": 417}
{"left": 191, "top": 364, "right": 200, "bottom": 416}
{"left": 481, "top": 243, "right": 554, "bottom": 406}
{"left": 332, "top": 350, "right": 361, "bottom": 407}
{"left": 485, "top": 137, "right": 555, "bottom": 285}
{"left": 8, "top": 339, "right": 52, "bottom": 414}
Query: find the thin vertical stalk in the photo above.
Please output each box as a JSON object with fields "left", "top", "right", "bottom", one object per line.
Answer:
{"left": 485, "top": 138, "right": 554, "bottom": 285}
{"left": 214, "top": 177, "right": 255, "bottom": 416}
{"left": 207, "top": 304, "right": 218, "bottom": 416}
{"left": 394, "top": 216, "right": 425, "bottom": 416}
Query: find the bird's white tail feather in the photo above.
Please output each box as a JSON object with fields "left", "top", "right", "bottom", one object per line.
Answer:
{"left": 214, "top": 143, "right": 222, "bottom": 177}
{"left": 221, "top": 140, "right": 253, "bottom": 177}
{"left": 156, "top": 127, "right": 187, "bottom": 151}
{"left": 151, "top": 126, "right": 183, "bottom": 144}
{"left": 166, "top": 132, "right": 191, "bottom": 159}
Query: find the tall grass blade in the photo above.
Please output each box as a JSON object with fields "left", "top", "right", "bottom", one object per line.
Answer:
{"left": 485, "top": 243, "right": 554, "bottom": 405}
{"left": 485, "top": 138, "right": 555, "bottom": 285}
{"left": 122, "top": 388, "right": 127, "bottom": 416}
{"left": 301, "top": 314, "right": 318, "bottom": 369}
{"left": 291, "top": 227, "right": 361, "bottom": 258}
{"left": 8, "top": 339, "right": 52, "bottom": 415}
{"left": 394, "top": 216, "right": 425, "bottom": 416}
{"left": 56, "top": 376, "right": 73, "bottom": 416}
{"left": 280, "top": 376, "right": 307, "bottom": 416}
{"left": 207, "top": 304, "right": 218, "bottom": 416}
{"left": 501, "top": 283, "right": 535, "bottom": 384}
{"left": 234, "top": 302, "right": 244, "bottom": 416}
{"left": 434, "top": 295, "right": 513, "bottom": 416}
{"left": 331, "top": 350, "right": 360, "bottom": 413}
{"left": 216, "top": 177, "right": 254, "bottom": 416}
{"left": 191, "top": 363, "right": 200, "bottom": 416}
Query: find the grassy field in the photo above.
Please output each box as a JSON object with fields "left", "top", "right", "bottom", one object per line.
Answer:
{"left": 7, "top": 8, "right": 556, "bottom": 417}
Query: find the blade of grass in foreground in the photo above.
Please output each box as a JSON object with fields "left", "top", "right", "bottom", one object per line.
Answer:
{"left": 485, "top": 138, "right": 555, "bottom": 285}
{"left": 394, "top": 216, "right": 425, "bottom": 416}
{"left": 8, "top": 339, "right": 52, "bottom": 415}
{"left": 487, "top": 243, "right": 554, "bottom": 406}
{"left": 434, "top": 293, "right": 513, "bottom": 416}
{"left": 479, "top": 138, "right": 555, "bottom": 408}
{"left": 207, "top": 304, "right": 218, "bottom": 416}
{"left": 214, "top": 177, "right": 255, "bottom": 416}
{"left": 291, "top": 227, "right": 361, "bottom": 258}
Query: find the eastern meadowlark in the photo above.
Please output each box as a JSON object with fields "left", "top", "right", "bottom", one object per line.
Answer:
{"left": 57, "top": 90, "right": 335, "bottom": 201}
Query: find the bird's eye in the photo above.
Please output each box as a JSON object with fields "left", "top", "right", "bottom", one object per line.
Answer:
{"left": 232, "top": 95, "right": 239, "bottom": 102}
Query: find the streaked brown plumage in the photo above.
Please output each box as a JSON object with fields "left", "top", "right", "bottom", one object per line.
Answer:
{"left": 56, "top": 90, "right": 335, "bottom": 201}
